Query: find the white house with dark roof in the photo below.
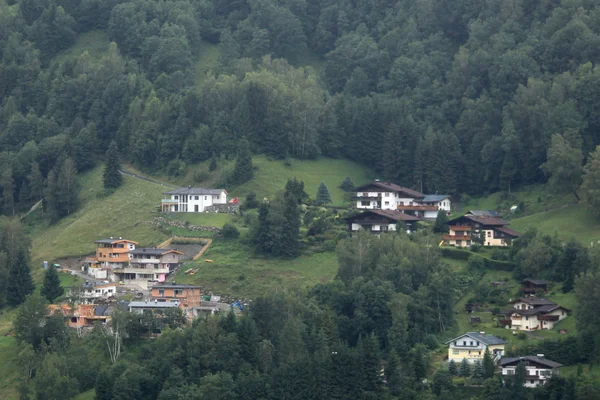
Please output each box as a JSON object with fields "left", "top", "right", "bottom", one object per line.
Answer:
{"left": 445, "top": 332, "right": 506, "bottom": 364}
{"left": 501, "top": 297, "right": 569, "bottom": 331}
{"left": 161, "top": 186, "right": 227, "bottom": 212}
{"left": 500, "top": 356, "right": 563, "bottom": 387}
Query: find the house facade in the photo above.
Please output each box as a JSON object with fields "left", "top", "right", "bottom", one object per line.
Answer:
{"left": 151, "top": 284, "right": 202, "bottom": 308}
{"left": 78, "top": 281, "right": 117, "bottom": 301}
{"left": 445, "top": 332, "right": 506, "bottom": 364}
{"left": 443, "top": 212, "right": 520, "bottom": 247}
{"left": 128, "top": 300, "right": 182, "bottom": 315}
{"left": 161, "top": 187, "right": 227, "bottom": 212}
{"left": 502, "top": 297, "right": 569, "bottom": 331}
{"left": 500, "top": 356, "right": 563, "bottom": 388}
{"left": 345, "top": 209, "right": 421, "bottom": 234}
{"left": 87, "top": 238, "right": 138, "bottom": 279}
{"left": 112, "top": 249, "right": 183, "bottom": 288}
{"left": 354, "top": 181, "right": 451, "bottom": 219}
{"left": 522, "top": 279, "right": 549, "bottom": 294}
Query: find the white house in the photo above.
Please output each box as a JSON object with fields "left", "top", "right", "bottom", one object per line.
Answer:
{"left": 445, "top": 332, "right": 506, "bottom": 364}
{"left": 71, "top": 281, "right": 118, "bottom": 302}
{"left": 500, "top": 356, "right": 563, "bottom": 388}
{"left": 502, "top": 297, "right": 569, "bottom": 331}
{"left": 161, "top": 187, "right": 227, "bottom": 212}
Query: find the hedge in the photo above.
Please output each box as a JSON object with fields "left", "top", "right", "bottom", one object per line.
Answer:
{"left": 483, "top": 258, "right": 515, "bottom": 271}
{"left": 440, "top": 247, "right": 472, "bottom": 260}
{"left": 441, "top": 247, "right": 515, "bottom": 271}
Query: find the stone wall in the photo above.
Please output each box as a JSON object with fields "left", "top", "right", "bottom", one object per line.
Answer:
{"left": 151, "top": 216, "right": 221, "bottom": 233}
{"left": 205, "top": 204, "right": 240, "bottom": 214}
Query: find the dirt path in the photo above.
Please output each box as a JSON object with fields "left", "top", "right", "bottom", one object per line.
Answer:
{"left": 118, "top": 168, "right": 177, "bottom": 188}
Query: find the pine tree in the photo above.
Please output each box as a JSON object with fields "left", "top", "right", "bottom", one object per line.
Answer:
{"left": 315, "top": 182, "right": 332, "bottom": 205}
{"left": 281, "top": 191, "right": 300, "bottom": 257}
{"left": 448, "top": 360, "right": 458, "bottom": 376}
{"left": 56, "top": 158, "right": 79, "bottom": 217}
{"left": 359, "top": 334, "right": 381, "bottom": 393}
{"left": 472, "top": 360, "right": 484, "bottom": 381}
{"left": 41, "top": 266, "right": 64, "bottom": 303}
{"left": 29, "top": 162, "right": 44, "bottom": 203}
{"left": 7, "top": 247, "right": 34, "bottom": 307}
{"left": 232, "top": 136, "right": 253, "bottom": 184}
{"left": 340, "top": 176, "right": 354, "bottom": 192}
{"left": 209, "top": 155, "right": 218, "bottom": 171}
{"left": 1, "top": 169, "right": 15, "bottom": 216}
{"left": 459, "top": 358, "right": 471, "bottom": 377}
{"left": 94, "top": 370, "right": 113, "bottom": 400}
{"left": 103, "top": 141, "right": 122, "bottom": 189}
{"left": 483, "top": 349, "right": 495, "bottom": 378}
{"left": 580, "top": 145, "right": 600, "bottom": 217}
{"left": 433, "top": 210, "right": 449, "bottom": 233}
{"left": 254, "top": 202, "right": 272, "bottom": 254}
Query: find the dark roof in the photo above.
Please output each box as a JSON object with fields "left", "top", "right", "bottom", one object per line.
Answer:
{"left": 496, "top": 226, "right": 521, "bottom": 237}
{"left": 130, "top": 248, "right": 182, "bottom": 256}
{"left": 511, "top": 297, "right": 557, "bottom": 306}
{"left": 355, "top": 182, "right": 425, "bottom": 198}
{"left": 164, "top": 187, "right": 225, "bottom": 195}
{"left": 523, "top": 279, "right": 549, "bottom": 286}
{"left": 445, "top": 332, "right": 506, "bottom": 346}
{"left": 129, "top": 301, "right": 180, "bottom": 308}
{"left": 95, "top": 238, "right": 138, "bottom": 244}
{"left": 450, "top": 214, "right": 508, "bottom": 226}
{"left": 467, "top": 210, "right": 499, "bottom": 217}
{"left": 151, "top": 284, "right": 201, "bottom": 290}
{"left": 95, "top": 305, "right": 109, "bottom": 316}
{"left": 346, "top": 209, "right": 421, "bottom": 222}
{"left": 499, "top": 356, "right": 563, "bottom": 369}
{"left": 422, "top": 194, "right": 450, "bottom": 202}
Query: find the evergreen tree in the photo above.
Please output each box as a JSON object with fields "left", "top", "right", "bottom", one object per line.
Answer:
{"left": 103, "top": 141, "right": 122, "bottom": 189}
{"left": 280, "top": 190, "right": 300, "bottom": 257}
{"left": 340, "top": 176, "right": 354, "bottom": 192}
{"left": 56, "top": 158, "right": 79, "bottom": 217}
{"left": 448, "top": 360, "right": 458, "bottom": 376}
{"left": 359, "top": 334, "right": 381, "bottom": 393}
{"left": 95, "top": 370, "right": 114, "bottom": 400}
{"left": 28, "top": 162, "right": 44, "bottom": 203}
{"left": 254, "top": 202, "right": 272, "bottom": 254}
{"left": 459, "top": 358, "right": 471, "bottom": 377}
{"left": 232, "top": 136, "right": 253, "bottom": 184}
{"left": 7, "top": 247, "right": 34, "bottom": 307}
{"left": 472, "top": 360, "right": 484, "bottom": 381}
{"left": 483, "top": 349, "right": 495, "bottom": 378}
{"left": 433, "top": 210, "right": 449, "bottom": 233}
{"left": 209, "top": 155, "right": 218, "bottom": 171}
{"left": 0, "top": 169, "right": 15, "bottom": 216}
{"left": 284, "top": 178, "right": 307, "bottom": 204}
{"left": 315, "top": 182, "right": 332, "bottom": 205}
{"left": 580, "top": 145, "right": 600, "bottom": 217}
{"left": 41, "top": 266, "right": 64, "bottom": 303}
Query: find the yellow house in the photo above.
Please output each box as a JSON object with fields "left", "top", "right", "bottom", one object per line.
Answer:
{"left": 445, "top": 332, "right": 506, "bottom": 364}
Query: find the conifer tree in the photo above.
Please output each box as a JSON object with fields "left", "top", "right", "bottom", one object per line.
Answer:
{"left": 56, "top": 158, "right": 79, "bottom": 217}
{"left": 254, "top": 202, "right": 272, "bottom": 254}
{"left": 28, "top": 162, "right": 44, "bottom": 203}
{"left": 359, "top": 334, "right": 381, "bottom": 393}
{"left": 281, "top": 190, "right": 300, "bottom": 257}
{"left": 472, "top": 360, "right": 484, "bottom": 381}
{"left": 483, "top": 349, "right": 495, "bottom": 378}
{"left": 209, "top": 155, "right": 218, "bottom": 171}
{"left": 103, "top": 141, "right": 122, "bottom": 189}
{"left": 1, "top": 169, "right": 15, "bottom": 216}
{"left": 340, "top": 176, "right": 354, "bottom": 192}
{"left": 448, "top": 360, "right": 458, "bottom": 376}
{"left": 232, "top": 136, "right": 253, "bottom": 184}
{"left": 459, "top": 358, "right": 471, "bottom": 377}
{"left": 41, "top": 266, "right": 64, "bottom": 303}
{"left": 433, "top": 210, "right": 449, "bottom": 233}
{"left": 7, "top": 247, "right": 34, "bottom": 307}
{"left": 315, "top": 182, "right": 331, "bottom": 205}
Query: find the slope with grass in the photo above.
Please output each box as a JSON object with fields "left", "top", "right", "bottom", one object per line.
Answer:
{"left": 26, "top": 165, "right": 168, "bottom": 266}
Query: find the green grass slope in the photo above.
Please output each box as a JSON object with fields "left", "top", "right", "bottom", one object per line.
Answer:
{"left": 27, "top": 165, "right": 168, "bottom": 264}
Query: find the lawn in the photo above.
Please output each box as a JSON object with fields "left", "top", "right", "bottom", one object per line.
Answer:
{"left": 27, "top": 165, "right": 168, "bottom": 265}
{"left": 171, "top": 238, "right": 338, "bottom": 298}
{"left": 510, "top": 204, "right": 600, "bottom": 245}
{"left": 164, "top": 212, "right": 233, "bottom": 228}
{"left": 51, "top": 30, "right": 110, "bottom": 65}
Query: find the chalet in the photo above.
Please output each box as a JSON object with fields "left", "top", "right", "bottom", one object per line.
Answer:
{"left": 161, "top": 187, "right": 227, "bottom": 212}
{"left": 522, "top": 279, "right": 549, "bottom": 294}
{"left": 444, "top": 212, "right": 520, "bottom": 247}
{"left": 345, "top": 209, "right": 421, "bottom": 234}
{"left": 500, "top": 355, "right": 563, "bottom": 388}
{"left": 86, "top": 238, "right": 138, "bottom": 279}
{"left": 151, "top": 284, "right": 202, "bottom": 308}
{"left": 354, "top": 181, "right": 451, "bottom": 219}
{"left": 501, "top": 297, "right": 569, "bottom": 331}
{"left": 445, "top": 331, "right": 505, "bottom": 364}
{"left": 112, "top": 248, "right": 184, "bottom": 289}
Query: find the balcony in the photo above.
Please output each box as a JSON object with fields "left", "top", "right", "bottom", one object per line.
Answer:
{"left": 443, "top": 235, "right": 472, "bottom": 241}
{"left": 130, "top": 258, "right": 160, "bottom": 264}
{"left": 162, "top": 199, "right": 178, "bottom": 204}
{"left": 113, "top": 267, "right": 169, "bottom": 274}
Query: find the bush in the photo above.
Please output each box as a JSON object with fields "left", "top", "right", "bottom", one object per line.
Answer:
{"left": 193, "top": 169, "right": 210, "bottom": 183}
{"left": 483, "top": 258, "right": 515, "bottom": 271}
{"left": 424, "top": 334, "right": 439, "bottom": 350}
{"left": 243, "top": 210, "right": 258, "bottom": 227}
{"left": 516, "top": 332, "right": 527, "bottom": 340}
{"left": 467, "top": 255, "right": 485, "bottom": 271}
{"left": 470, "top": 244, "right": 481, "bottom": 253}
{"left": 440, "top": 247, "right": 472, "bottom": 260}
{"left": 245, "top": 192, "right": 259, "bottom": 209}
{"left": 221, "top": 223, "right": 240, "bottom": 239}
{"left": 167, "top": 159, "right": 186, "bottom": 177}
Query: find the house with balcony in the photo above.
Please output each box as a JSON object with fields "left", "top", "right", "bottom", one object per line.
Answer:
{"left": 76, "top": 281, "right": 118, "bottom": 302}
{"left": 128, "top": 300, "right": 182, "bottom": 315}
{"left": 112, "top": 248, "right": 183, "bottom": 289}
{"left": 161, "top": 186, "right": 227, "bottom": 212}
{"left": 86, "top": 238, "right": 138, "bottom": 279}
{"left": 500, "top": 355, "right": 563, "bottom": 387}
{"left": 150, "top": 284, "right": 201, "bottom": 308}
{"left": 345, "top": 209, "right": 421, "bottom": 235}
{"left": 501, "top": 297, "right": 569, "bottom": 331}
{"left": 443, "top": 212, "right": 520, "bottom": 247}
{"left": 445, "top": 331, "right": 506, "bottom": 364}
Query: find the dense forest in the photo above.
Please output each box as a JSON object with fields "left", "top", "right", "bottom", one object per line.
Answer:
{"left": 3, "top": 0, "right": 600, "bottom": 216}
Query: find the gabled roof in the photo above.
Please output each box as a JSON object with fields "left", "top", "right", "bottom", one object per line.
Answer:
{"left": 422, "top": 194, "right": 450, "bottom": 202}
{"left": 496, "top": 226, "right": 521, "bottom": 237}
{"left": 128, "top": 301, "right": 180, "bottom": 308}
{"left": 130, "top": 248, "right": 184, "bottom": 256}
{"left": 95, "top": 238, "right": 138, "bottom": 244}
{"left": 346, "top": 209, "right": 421, "bottom": 222}
{"left": 523, "top": 279, "right": 549, "bottom": 286}
{"left": 355, "top": 182, "right": 425, "bottom": 198}
{"left": 499, "top": 356, "right": 563, "bottom": 369}
{"left": 449, "top": 214, "right": 508, "bottom": 226}
{"left": 510, "top": 297, "right": 557, "bottom": 306}
{"left": 164, "top": 187, "right": 226, "bottom": 195}
{"left": 466, "top": 210, "right": 499, "bottom": 217}
{"left": 445, "top": 332, "right": 506, "bottom": 346}
{"left": 151, "top": 284, "right": 201, "bottom": 290}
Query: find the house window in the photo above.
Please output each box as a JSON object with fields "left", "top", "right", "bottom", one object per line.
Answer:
{"left": 195, "top": 196, "right": 199, "bottom": 200}
{"left": 174, "top": 195, "right": 178, "bottom": 200}
{"left": 385, "top": 201, "right": 390, "bottom": 206}
{"left": 453, "top": 350, "right": 459, "bottom": 355}
{"left": 174, "top": 289, "right": 183, "bottom": 295}
{"left": 487, "top": 231, "right": 491, "bottom": 237}
{"left": 361, "top": 201, "right": 370, "bottom": 206}
{"left": 470, "top": 341, "right": 474, "bottom": 346}
{"left": 204, "top": 196, "right": 207, "bottom": 200}
{"left": 385, "top": 193, "right": 389, "bottom": 197}
{"left": 530, "top": 380, "right": 534, "bottom": 384}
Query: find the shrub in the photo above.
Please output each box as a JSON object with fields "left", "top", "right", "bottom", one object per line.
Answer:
{"left": 467, "top": 255, "right": 485, "bottom": 271}
{"left": 243, "top": 210, "right": 258, "bottom": 227}
{"left": 470, "top": 244, "right": 481, "bottom": 253}
{"left": 221, "top": 223, "right": 240, "bottom": 239}
{"left": 440, "top": 247, "right": 471, "bottom": 260}
{"left": 245, "top": 192, "right": 259, "bottom": 209}
{"left": 193, "top": 170, "right": 210, "bottom": 183}
{"left": 516, "top": 332, "right": 527, "bottom": 340}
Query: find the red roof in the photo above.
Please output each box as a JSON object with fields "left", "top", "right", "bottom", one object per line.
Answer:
{"left": 451, "top": 214, "right": 508, "bottom": 226}
{"left": 346, "top": 209, "right": 421, "bottom": 222}
{"left": 355, "top": 182, "right": 425, "bottom": 198}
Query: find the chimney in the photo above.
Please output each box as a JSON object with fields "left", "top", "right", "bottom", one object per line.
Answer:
{"left": 537, "top": 354, "right": 545, "bottom": 358}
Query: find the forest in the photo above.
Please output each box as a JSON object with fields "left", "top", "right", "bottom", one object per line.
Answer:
{"left": 3, "top": 0, "right": 600, "bottom": 215}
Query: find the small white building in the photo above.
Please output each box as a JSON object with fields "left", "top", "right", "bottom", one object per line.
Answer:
{"left": 500, "top": 356, "right": 563, "bottom": 388}
{"left": 70, "top": 281, "right": 118, "bottom": 302}
{"left": 503, "top": 297, "right": 569, "bottom": 331}
{"left": 161, "top": 187, "right": 227, "bottom": 212}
